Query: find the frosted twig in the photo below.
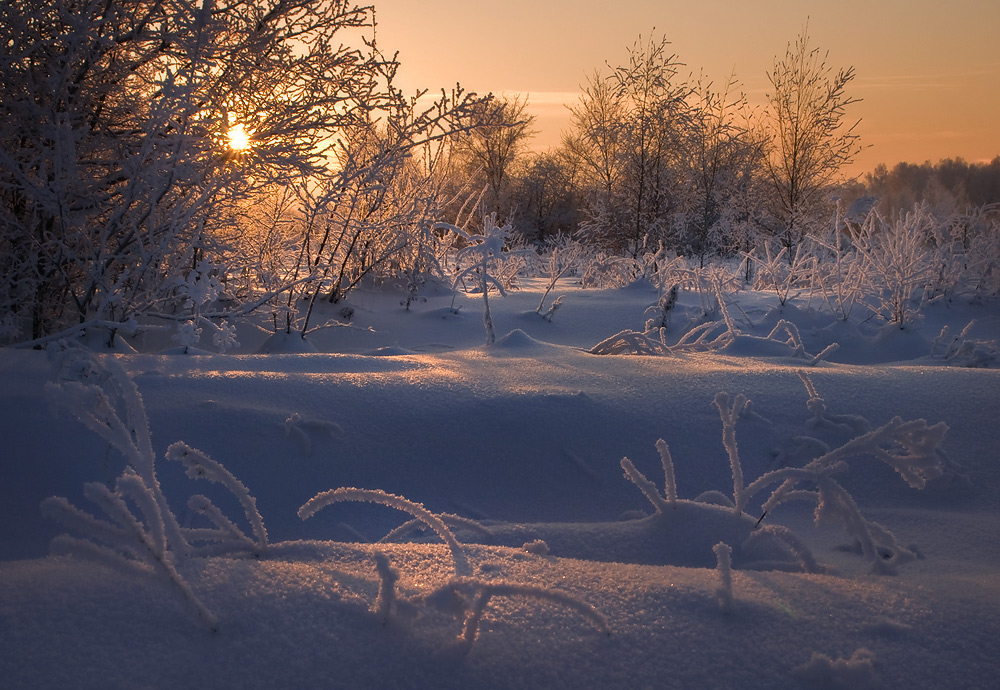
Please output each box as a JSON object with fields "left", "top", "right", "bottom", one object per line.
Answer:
{"left": 166, "top": 442, "right": 268, "bottom": 550}
{"left": 447, "top": 578, "right": 609, "bottom": 652}
{"left": 746, "top": 525, "right": 822, "bottom": 574}
{"left": 380, "top": 513, "right": 493, "bottom": 543}
{"left": 298, "top": 487, "right": 470, "bottom": 576}
{"left": 713, "top": 542, "right": 734, "bottom": 611}
{"left": 714, "top": 392, "right": 750, "bottom": 513}
{"left": 183, "top": 495, "right": 259, "bottom": 555}
{"left": 44, "top": 476, "right": 218, "bottom": 629}
{"left": 655, "top": 438, "right": 677, "bottom": 506}
{"left": 373, "top": 552, "right": 400, "bottom": 622}
{"left": 620, "top": 457, "right": 670, "bottom": 512}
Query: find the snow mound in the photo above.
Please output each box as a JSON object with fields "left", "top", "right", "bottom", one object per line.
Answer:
{"left": 490, "top": 329, "right": 553, "bottom": 352}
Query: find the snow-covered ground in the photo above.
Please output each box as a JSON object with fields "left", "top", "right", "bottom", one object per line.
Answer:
{"left": 2, "top": 278, "right": 999, "bottom": 689}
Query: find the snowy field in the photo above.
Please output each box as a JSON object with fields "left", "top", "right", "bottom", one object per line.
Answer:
{"left": 2, "top": 277, "right": 999, "bottom": 689}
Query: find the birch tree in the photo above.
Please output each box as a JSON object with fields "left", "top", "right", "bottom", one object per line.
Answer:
{"left": 762, "top": 25, "right": 864, "bottom": 258}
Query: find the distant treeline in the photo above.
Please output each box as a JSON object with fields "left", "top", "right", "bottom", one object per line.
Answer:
{"left": 850, "top": 157, "right": 1000, "bottom": 216}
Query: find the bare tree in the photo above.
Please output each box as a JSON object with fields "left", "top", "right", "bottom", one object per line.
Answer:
{"left": 682, "top": 73, "right": 761, "bottom": 266}
{"left": 565, "top": 72, "right": 627, "bottom": 200}
{"left": 762, "top": 24, "right": 864, "bottom": 257}
{"left": 566, "top": 35, "right": 693, "bottom": 256}
{"left": 453, "top": 94, "right": 537, "bottom": 216}
{"left": 612, "top": 35, "right": 693, "bottom": 253}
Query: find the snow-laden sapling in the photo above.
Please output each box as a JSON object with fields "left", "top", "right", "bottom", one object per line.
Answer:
{"left": 436, "top": 213, "right": 533, "bottom": 346}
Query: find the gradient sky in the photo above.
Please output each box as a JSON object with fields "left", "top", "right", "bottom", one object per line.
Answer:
{"left": 373, "top": 0, "right": 999, "bottom": 176}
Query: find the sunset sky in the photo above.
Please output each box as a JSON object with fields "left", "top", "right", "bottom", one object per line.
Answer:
{"left": 373, "top": 0, "right": 1000, "bottom": 176}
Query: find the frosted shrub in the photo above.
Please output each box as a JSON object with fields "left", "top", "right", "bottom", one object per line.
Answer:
{"left": 615, "top": 375, "right": 949, "bottom": 574}
{"left": 751, "top": 242, "right": 814, "bottom": 308}
{"left": 966, "top": 215, "right": 1000, "bottom": 299}
{"left": 931, "top": 321, "right": 1000, "bottom": 367}
{"left": 853, "top": 207, "right": 936, "bottom": 326}
{"left": 536, "top": 234, "right": 582, "bottom": 315}
{"left": 42, "top": 345, "right": 268, "bottom": 627}
{"left": 928, "top": 205, "right": 1000, "bottom": 302}
{"left": 808, "top": 216, "right": 865, "bottom": 321}
{"left": 579, "top": 251, "right": 636, "bottom": 288}
{"left": 591, "top": 294, "right": 837, "bottom": 364}
{"left": 437, "top": 213, "right": 532, "bottom": 346}
{"left": 742, "top": 375, "right": 950, "bottom": 573}
{"left": 669, "top": 262, "right": 740, "bottom": 318}
{"left": 298, "top": 485, "right": 609, "bottom": 643}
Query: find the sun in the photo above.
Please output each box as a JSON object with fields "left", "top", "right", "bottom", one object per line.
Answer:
{"left": 227, "top": 123, "right": 251, "bottom": 151}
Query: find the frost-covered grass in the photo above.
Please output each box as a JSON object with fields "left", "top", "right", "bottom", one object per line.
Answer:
{"left": 2, "top": 278, "right": 999, "bottom": 689}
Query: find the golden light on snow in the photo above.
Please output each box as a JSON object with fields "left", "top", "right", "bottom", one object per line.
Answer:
{"left": 227, "top": 123, "right": 251, "bottom": 151}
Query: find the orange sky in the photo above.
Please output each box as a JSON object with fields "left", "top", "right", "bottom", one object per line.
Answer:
{"left": 373, "top": 0, "right": 999, "bottom": 176}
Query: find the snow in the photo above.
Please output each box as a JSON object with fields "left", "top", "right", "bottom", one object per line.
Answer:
{"left": 2, "top": 278, "right": 999, "bottom": 689}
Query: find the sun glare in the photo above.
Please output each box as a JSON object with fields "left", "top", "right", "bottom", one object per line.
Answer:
{"left": 227, "top": 124, "right": 251, "bottom": 151}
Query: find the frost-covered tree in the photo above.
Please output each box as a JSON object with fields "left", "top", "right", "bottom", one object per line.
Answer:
{"left": 565, "top": 36, "right": 694, "bottom": 256}
{"left": 609, "top": 35, "right": 693, "bottom": 254}
{"left": 761, "top": 24, "right": 864, "bottom": 258}
{"left": 0, "top": 0, "right": 384, "bottom": 344}
{"left": 681, "top": 73, "right": 763, "bottom": 265}
{"left": 0, "top": 0, "right": 485, "bottom": 347}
